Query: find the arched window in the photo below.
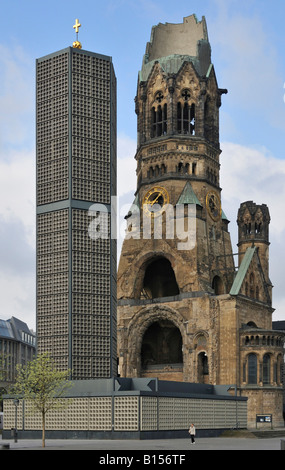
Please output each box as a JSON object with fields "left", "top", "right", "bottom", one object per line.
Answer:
{"left": 141, "top": 320, "right": 182, "bottom": 369}
{"left": 151, "top": 103, "right": 167, "bottom": 138}
{"left": 263, "top": 354, "right": 271, "bottom": 384}
{"left": 154, "top": 165, "right": 160, "bottom": 177}
{"left": 248, "top": 353, "right": 257, "bottom": 384}
{"left": 198, "top": 352, "right": 209, "bottom": 383}
{"left": 177, "top": 161, "right": 183, "bottom": 173}
{"left": 247, "top": 321, "right": 258, "bottom": 328}
{"left": 277, "top": 354, "right": 283, "bottom": 385}
{"left": 249, "top": 272, "right": 255, "bottom": 298}
{"left": 244, "top": 223, "right": 251, "bottom": 235}
{"left": 177, "top": 102, "right": 195, "bottom": 135}
{"left": 212, "top": 276, "right": 225, "bottom": 295}
{"left": 141, "top": 257, "right": 179, "bottom": 299}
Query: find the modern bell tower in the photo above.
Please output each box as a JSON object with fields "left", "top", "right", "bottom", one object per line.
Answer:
{"left": 36, "top": 21, "right": 117, "bottom": 379}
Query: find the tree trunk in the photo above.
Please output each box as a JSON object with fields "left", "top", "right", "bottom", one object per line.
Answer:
{"left": 42, "top": 412, "right": 46, "bottom": 448}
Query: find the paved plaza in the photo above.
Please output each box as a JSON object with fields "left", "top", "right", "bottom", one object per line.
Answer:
{"left": 1, "top": 435, "right": 284, "bottom": 451}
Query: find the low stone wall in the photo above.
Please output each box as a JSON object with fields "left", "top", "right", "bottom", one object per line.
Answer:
{"left": 2, "top": 378, "right": 247, "bottom": 439}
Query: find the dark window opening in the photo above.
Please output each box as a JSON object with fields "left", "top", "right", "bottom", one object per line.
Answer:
{"left": 151, "top": 104, "right": 167, "bottom": 138}
{"left": 247, "top": 321, "right": 258, "bottom": 328}
{"left": 212, "top": 276, "right": 225, "bottom": 295}
{"left": 142, "top": 258, "right": 179, "bottom": 299}
{"left": 177, "top": 161, "right": 183, "bottom": 173}
{"left": 177, "top": 162, "right": 194, "bottom": 175}
{"left": 263, "top": 354, "right": 270, "bottom": 384}
{"left": 249, "top": 272, "right": 255, "bottom": 298}
{"left": 148, "top": 164, "right": 167, "bottom": 179}
{"left": 141, "top": 320, "right": 183, "bottom": 369}
{"left": 244, "top": 223, "right": 252, "bottom": 235}
{"left": 248, "top": 353, "right": 257, "bottom": 384}
{"left": 177, "top": 102, "right": 195, "bottom": 135}
{"left": 198, "top": 352, "right": 209, "bottom": 383}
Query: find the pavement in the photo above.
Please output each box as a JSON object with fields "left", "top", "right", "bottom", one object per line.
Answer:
{"left": 1, "top": 434, "right": 284, "bottom": 451}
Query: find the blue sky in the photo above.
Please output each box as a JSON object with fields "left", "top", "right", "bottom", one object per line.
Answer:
{"left": 0, "top": 0, "right": 285, "bottom": 329}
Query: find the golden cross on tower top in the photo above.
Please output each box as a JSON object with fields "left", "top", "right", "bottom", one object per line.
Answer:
{"left": 73, "top": 19, "right": 81, "bottom": 34}
{"left": 73, "top": 19, "right": 82, "bottom": 49}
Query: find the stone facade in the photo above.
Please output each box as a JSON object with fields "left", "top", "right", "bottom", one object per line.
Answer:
{"left": 117, "top": 15, "right": 284, "bottom": 428}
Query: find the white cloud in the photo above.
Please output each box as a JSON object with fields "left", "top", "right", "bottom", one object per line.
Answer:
{"left": 210, "top": 2, "right": 285, "bottom": 133}
{"left": 0, "top": 150, "right": 35, "bottom": 246}
{"left": 0, "top": 150, "right": 36, "bottom": 328}
{"left": 220, "top": 142, "right": 285, "bottom": 236}
{"left": 0, "top": 272, "right": 36, "bottom": 331}
{"left": 0, "top": 44, "right": 35, "bottom": 328}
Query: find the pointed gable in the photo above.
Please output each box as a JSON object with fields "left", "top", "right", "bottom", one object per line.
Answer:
{"left": 230, "top": 246, "right": 271, "bottom": 304}
{"left": 146, "top": 61, "right": 167, "bottom": 97}
{"left": 177, "top": 182, "right": 202, "bottom": 206}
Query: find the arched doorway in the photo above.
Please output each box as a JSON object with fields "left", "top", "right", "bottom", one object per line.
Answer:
{"left": 141, "top": 257, "right": 179, "bottom": 299}
{"left": 141, "top": 319, "right": 183, "bottom": 381}
{"left": 212, "top": 275, "right": 225, "bottom": 295}
{"left": 197, "top": 352, "right": 209, "bottom": 383}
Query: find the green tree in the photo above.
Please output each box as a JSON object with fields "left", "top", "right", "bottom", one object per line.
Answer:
{"left": 0, "top": 352, "right": 10, "bottom": 411}
{"left": 13, "top": 353, "right": 72, "bottom": 447}
{"left": 0, "top": 352, "right": 10, "bottom": 382}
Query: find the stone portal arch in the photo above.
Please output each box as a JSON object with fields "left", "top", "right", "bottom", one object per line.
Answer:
{"left": 132, "top": 252, "right": 180, "bottom": 300}
{"left": 142, "top": 257, "right": 179, "bottom": 299}
{"left": 141, "top": 319, "right": 183, "bottom": 368}
{"left": 127, "top": 306, "right": 186, "bottom": 380}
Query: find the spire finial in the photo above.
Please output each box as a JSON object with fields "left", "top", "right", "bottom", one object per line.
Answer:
{"left": 73, "top": 19, "right": 82, "bottom": 49}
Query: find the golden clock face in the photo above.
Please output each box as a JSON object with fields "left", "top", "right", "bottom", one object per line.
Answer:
{"left": 142, "top": 186, "right": 169, "bottom": 217}
{"left": 206, "top": 191, "right": 221, "bottom": 221}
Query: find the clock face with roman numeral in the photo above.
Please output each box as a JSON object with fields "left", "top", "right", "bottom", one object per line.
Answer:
{"left": 142, "top": 186, "right": 169, "bottom": 217}
{"left": 206, "top": 191, "right": 221, "bottom": 221}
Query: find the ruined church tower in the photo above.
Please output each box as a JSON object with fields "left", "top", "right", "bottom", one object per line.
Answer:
{"left": 117, "top": 15, "right": 284, "bottom": 427}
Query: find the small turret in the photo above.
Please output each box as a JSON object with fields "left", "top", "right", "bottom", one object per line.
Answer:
{"left": 237, "top": 201, "right": 270, "bottom": 282}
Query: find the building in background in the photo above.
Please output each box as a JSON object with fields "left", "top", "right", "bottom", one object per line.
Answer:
{"left": 36, "top": 23, "right": 117, "bottom": 380}
{"left": 0, "top": 317, "right": 36, "bottom": 395}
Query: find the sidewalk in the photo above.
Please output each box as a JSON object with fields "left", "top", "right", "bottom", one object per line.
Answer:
{"left": 1, "top": 435, "right": 283, "bottom": 451}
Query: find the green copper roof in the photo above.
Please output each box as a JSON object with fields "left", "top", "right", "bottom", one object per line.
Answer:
{"left": 230, "top": 246, "right": 256, "bottom": 296}
{"left": 177, "top": 182, "right": 202, "bottom": 206}
{"left": 131, "top": 194, "right": 140, "bottom": 210}
{"left": 221, "top": 209, "right": 229, "bottom": 221}
{"left": 140, "top": 54, "right": 197, "bottom": 82}
{"left": 139, "top": 54, "right": 213, "bottom": 83}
